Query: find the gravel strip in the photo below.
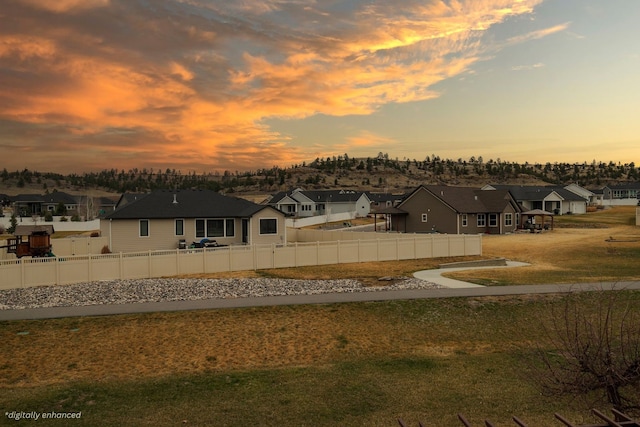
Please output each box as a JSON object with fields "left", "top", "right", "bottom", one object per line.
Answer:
{"left": 0, "top": 278, "right": 441, "bottom": 310}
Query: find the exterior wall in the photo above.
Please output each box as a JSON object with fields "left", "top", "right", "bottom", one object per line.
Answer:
{"left": 0, "top": 233, "right": 482, "bottom": 289}
{"left": 102, "top": 207, "right": 286, "bottom": 252}
{"left": 568, "top": 201, "right": 587, "bottom": 214}
{"left": 637, "top": 207, "right": 640, "bottom": 226}
{"left": 394, "top": 188, "right": 458, "bottom": 234}
{"left": 249, "top": 208, "right": 287, "bottom": 245}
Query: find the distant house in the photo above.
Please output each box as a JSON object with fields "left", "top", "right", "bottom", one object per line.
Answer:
{"left": 41, "top": 192, "right": 80, "bottom": 215}
{"left": 265, "top": 189, "right": 371, "bottom": 218}
{"left": 389, "top": 185, "right": 521, "bottom": 234}
{"left": 366, "top": 192, "right": 405, "bottom": 211}
{"left": 482, "top": 184, "right": 588, "bottom": 214}
{"left": 601, "top": 183, "right": 640, "bottom": 206}
{"left": 11, "top": 194, "right": 46, "bottom": 216}
{"left": 564, "top": 183, "right": 600, "bottom": 206}
{"left": 101, "top": 190, "right": 287, "bottom": 252}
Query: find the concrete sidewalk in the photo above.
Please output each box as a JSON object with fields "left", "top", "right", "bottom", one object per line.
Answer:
{"left": 413, "top": 261, "right": 531, "bottom": 288}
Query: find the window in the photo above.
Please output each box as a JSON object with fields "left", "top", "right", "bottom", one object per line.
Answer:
{"left": 195, "top": 218, "right": 233, "bottom": 238}
{"left": 462, "top": 214, "right": 468, "bottom": 227}
{"left": 489, "top": 214, "right": 498, "bottom": 227}
{"left": 196, "top": 219, "right": 205, "bottom": 238}
{"left": 477, "top": 214, "right": 486, "bottom": 227}
{"left": 175, "top": 219, "right": 184, "bottom": 236}
{"left": 139, "top": 219, "right": 149, "bottom": 237}
{"left": 260, "top": 218, "right": 278, "bottom": 235}
{"left": 421, "top": 213, "right": 428, "bottom": 222}
{"left": 505, "top": 213, "right": 513, "bottom": 227}
{"left": 226, "top": 219, "right": 235, "bottom": 237}
{"left": 207, "top": 219, "right": 224, "bottom": 237}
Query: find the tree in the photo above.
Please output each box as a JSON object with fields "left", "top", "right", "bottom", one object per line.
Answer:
{"left": 8, "top": 213, "right": 17, "bottom": 234}
{"left": 531, "top": 291, "right": 640, "bottom": 414}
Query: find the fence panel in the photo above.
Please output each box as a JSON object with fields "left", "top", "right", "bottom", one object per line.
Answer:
{"left": 58, "top": 256, "right": 90, "bottom": 285}
{"left": 91, "top": 254, "right": 122, "bottom": 281}
{"left": 122, "top": 252, "right": 152, "bottom": 279}
{"left": 23, "top": 258, "right": 57, "bottom": 287}
{"left": 150, "top": 251, "right": 179, "bottom": 278}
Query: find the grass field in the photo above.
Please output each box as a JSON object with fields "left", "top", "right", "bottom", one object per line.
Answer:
{"left": 1, "top": 206, "right": 639, "bottom": 426}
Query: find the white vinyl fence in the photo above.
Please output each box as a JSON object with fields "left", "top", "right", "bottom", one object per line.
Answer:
{"left": 0, "top": 234, "right": 481, "bottom": 290}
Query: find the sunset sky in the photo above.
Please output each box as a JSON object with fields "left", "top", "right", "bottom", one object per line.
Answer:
{"left": 1, "top": 0, "right": 639, "bottom": 173}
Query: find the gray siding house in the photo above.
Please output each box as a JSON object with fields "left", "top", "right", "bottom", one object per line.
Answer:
{"left": 102, "top": 190, "right": 287, "bottom": 253}
{"left": 390, "top": 185, "right": 521, "bottom": 234}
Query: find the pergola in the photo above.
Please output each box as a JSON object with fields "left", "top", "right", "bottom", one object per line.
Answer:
{"left": 371, "top": 207, "right": 408, "bottom": 232}
{"left": 520, "top": 209, "right": 554, "bottom": 231}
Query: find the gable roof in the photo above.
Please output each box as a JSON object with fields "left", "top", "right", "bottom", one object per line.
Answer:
{"left": 105, "top": 190, "right": 281, "bottom": 219}
{"left": 401, "top": 185, "right": 520, "bottom": 214}
{"left": 41, "top": 192, "right": 79, "bottom": 205}
{"left": 268, "top": 189, "right": 370, "bottom": 205}
{"left": 485, "top": 184, "right": 586, "bottom": 201}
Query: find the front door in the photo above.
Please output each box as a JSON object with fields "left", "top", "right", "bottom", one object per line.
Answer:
{"left": 242, "top": 219, "right": 249, "bottom": 244}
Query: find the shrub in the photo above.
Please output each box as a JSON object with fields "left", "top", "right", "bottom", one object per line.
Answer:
{"left": 0, "top": 224, "right": 5, "bottom": 235}
{"left": 90, "top": 231, "right": 100, "bottom": 237}
{"left": 44, "top": 211, "right": 53, "bottom": 222}
{"left": 101, "top": 245, "right": 111, "bottom": 254}
{"left": 71, "top": 214, "right": 81, "bottom": 222}
{"left": 60, "top": 216, "right": 68, "bottom": 222}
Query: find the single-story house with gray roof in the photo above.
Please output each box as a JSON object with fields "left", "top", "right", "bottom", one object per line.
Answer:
{"left": 101, "top": 190, "right": 287, "bottom": 253}
{"left": 482, "top": 184, "right": 588, "bottom": 214}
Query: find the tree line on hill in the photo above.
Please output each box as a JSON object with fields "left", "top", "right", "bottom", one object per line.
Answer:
{"left": 2, "top": 154, "right": 638, "bottom": 194}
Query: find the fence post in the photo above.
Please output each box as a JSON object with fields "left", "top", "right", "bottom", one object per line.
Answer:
{"left": 119, "top": 252, "right": 123, "bottom": 279}
{"left": 294, "top": 242, "right": 298, "bottom": 267}
{"left": 396, "top": 237, "right": 400, "bottom": 260}
{"left": 21, "top": 258, "right": 25, "bottom": 288}
{"left": 272, "top": 243, "right": 276, "bottom": 268}
{"left": 253, "top": 244, "right": 257, "bottom": 270}
{"left": 148, "top": 250, "right": 152, "bottom": 278}
{"left": 357, "top": 240, "right": 360, "bottom": 263}
{"left": 176, "top": 249, "right": 180, "bottom": 275}
{"left": 56, "top": 256, "right": 60, "bottom": 286}
{"left": 202, "top": 247, "right": 206, "bottom": 273}
{"left": 88, "top": 253, "right": 92, "bottom": 283}
{"left": 337, "top": 240, "right": 340, "bottom": 264}
{"left": 228, "top": 247, "right": 232, "bottom": 272}
{"left": 377, "top": 239, "right": 380, "bottom": 261}
{"left": 414, "top": 235, "right": 417, "bottom": 259}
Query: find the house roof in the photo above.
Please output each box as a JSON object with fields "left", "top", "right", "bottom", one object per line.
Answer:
{"left": 14, "top": 224, "right": 55, "bottom": 236}
{"left": 603, "top": 182, "right": 640, "bottom": 190}
{"left": 366, "top": 192, "right": 405, "bottom": 203}
{"left": 268, "top": 189, "right": 369, "bottom": 204}
{"left": 41, "top": 192, "right": 79, "bottom": 205}
{"left": 11, "top": 194, "right": 46, "bottom": 203}
{"left": 105, "top": 190, "right": 280, "bottom": 219}
{"left": 402, "top": 185, "right": 520, "bottom": 214}
{"left": 486, "top": 184, "right": 586, "bottom": 201}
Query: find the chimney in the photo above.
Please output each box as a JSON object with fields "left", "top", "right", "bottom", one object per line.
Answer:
{"left": 172, "top": 194, "right": 178, "bottom": 204}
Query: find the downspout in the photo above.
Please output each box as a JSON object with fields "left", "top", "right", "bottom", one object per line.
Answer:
{"left": 109, "top": 219, "right": 112, "bottom": 252}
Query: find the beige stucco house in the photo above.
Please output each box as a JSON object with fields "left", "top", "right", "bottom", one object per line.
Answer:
{"left": 101, "top": 190, "right": 287, "bottom": 253}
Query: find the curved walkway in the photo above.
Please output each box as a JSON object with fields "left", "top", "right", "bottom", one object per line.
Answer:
{"left": 2, "top": 280, "right": 640, "bottom": 321}
{"left": 413, "top": 261, "right": 531, "bottom": 289}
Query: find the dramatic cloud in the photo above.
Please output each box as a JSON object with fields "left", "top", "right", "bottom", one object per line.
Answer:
{"left": 0, "top": 0, "right": 555, "bottom": 172}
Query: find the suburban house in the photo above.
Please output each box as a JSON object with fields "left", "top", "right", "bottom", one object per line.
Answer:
{"left": 366, "top": 192, "right": 405, "bottom": 211}
{"left": 601, "top": 183, "right": 640, "bottom": 206}
{"left": 482, "top": 184, "right": 588, "bottom": 214}
{"left": 101, "top": 189, "right": 287, "bottom": 253}
{"left": 8, "top": 192, "right": 116, "bottom": 219}
{"left": 265, "top": 189, "right": 371, "bottom": 218}
{"left": 387, "top": 185, "right": 521, "bottom": 234}
{"left": 564, "top": 183, "right": 601, "bottom": 206}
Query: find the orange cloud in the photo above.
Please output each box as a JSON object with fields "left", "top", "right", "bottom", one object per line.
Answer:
{"left": 0, "top": 0, "right": 557, "bottom": 173}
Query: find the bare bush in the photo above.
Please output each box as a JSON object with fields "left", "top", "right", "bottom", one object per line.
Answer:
{"left": 101, "top": 245, "right": 111, "bottom": 254}
{"left": 531, "top": 290, "right": 640, "bottom": 414}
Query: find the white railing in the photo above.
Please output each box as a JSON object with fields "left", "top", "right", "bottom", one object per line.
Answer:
{"left": 0, "top": 234, "right": 481, "bottom": 289}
